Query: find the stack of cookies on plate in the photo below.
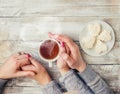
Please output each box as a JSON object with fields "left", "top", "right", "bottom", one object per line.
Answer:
{"left": 82, "top": 23, "right": 112, "bottom": 54}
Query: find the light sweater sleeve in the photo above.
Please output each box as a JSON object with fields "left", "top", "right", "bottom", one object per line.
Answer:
{"left": 41, "top": 81, "right": 62, "bottom": 94}
{"left": 78, "top": 65, "right": 114, "bottom": 94}
{"left": 60, "top": 70, "right": 93, "bottom": 94}
{"left": 0, "top": 79, "right": 8, "bottom": 94}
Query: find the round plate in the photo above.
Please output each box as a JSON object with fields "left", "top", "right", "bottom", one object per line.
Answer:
{"left": 79, "top": 20, "right": 115, "bottom": 57}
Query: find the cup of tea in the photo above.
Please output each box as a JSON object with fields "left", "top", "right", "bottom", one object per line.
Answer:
{"left": 39, "top": 39, "right": 60, "bottom": 67}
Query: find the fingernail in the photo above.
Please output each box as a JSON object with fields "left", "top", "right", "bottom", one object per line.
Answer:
{"left": 61, "top": 42, "right": 65, "bottom": 47}
{"left": 27, "top": 54, "right": 31, "bottom": 58}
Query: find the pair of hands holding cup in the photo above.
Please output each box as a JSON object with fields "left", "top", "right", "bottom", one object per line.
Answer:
{"left": 0, "top": 33, "right": 86, "bottom": 85}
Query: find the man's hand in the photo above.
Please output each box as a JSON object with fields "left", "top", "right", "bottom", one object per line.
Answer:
{"left": 0, "top": 52, "right": 35, "bottom": 79}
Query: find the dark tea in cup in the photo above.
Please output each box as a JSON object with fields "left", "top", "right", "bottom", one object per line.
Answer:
{"left": 39, "top": 39, "right": 60, "bottom": 62}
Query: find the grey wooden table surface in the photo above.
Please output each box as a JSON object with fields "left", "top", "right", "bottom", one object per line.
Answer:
{"left": 0, "top": 0, "right": 120, "bottom": 94}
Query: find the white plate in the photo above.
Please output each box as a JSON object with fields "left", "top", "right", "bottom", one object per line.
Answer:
{"left": 79, "top": 20, "right": 115, "bottom": 56}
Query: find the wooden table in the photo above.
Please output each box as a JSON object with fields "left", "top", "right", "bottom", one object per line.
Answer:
{"left": 0, "top": 0, "right": 120, "bottom": 94}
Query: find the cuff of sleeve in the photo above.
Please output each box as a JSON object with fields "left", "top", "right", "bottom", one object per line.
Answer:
{"left": 0, "top": 79, "right": 8, "bottom": 89}
{"left": 60, "top": 69, "right": 75, "bottom": 83}
{"left": 78, "top": 65, "right": 99, "bottom": 84}
{"left": 41, "top": 81, "right": 57, "bottom": 89}
{"left": 41, "top": 81, "right": 62, "bottom": 94}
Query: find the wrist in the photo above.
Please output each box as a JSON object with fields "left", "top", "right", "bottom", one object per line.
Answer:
{"left": 59, "top": 67, "right": 70, "bottom": 76}
{"left": 0, "top": 71, "right": 10, "bottom": 80}
{"left": 0, "top": 70, "right": 4, "bottom": 79}
{"left": 38, "top": 74, "right": 51, "bottom": 85}
{"left": 76, "top": 62, "right": 86, "bottom": 73}
{"left": 0, "top": 74, "right": 3, "bottom": 79}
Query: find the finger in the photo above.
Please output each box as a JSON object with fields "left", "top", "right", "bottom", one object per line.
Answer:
{"left": 19, "top": 52, "right": 26, "bottom": 55}
{"left": 17, "top": 54, "right": 31, "bottom": 67}
{"left": 17, "top": 55, "right": 28, "bottom": 60}
{"left": 59, "top": 43, "right": 66, "bottom": 54}
{"left": 57, "top": 35, "right": 76, "bottom": 49}
{"left": 12, "top": 52, "right": 21, "bottom": 57}
{"left": 18, "top": 58, "right": 30, "bottom": 67}
{"left": 57, "top": 56, "right": 65, "bottom": 64}
{"left": 29, "top": 57, "right": 42, "bottom": 68}
{"left": 48, "top": 32, "right": 57, "bottom": 38}
{"left": 57, "top": 35, "right": 79, "bottom": 58}
{"left": 60, "top": 41, "right": 70, "bottom": 54}
{"left": 49, "top": 33, "right": 77, "bottom": 53}
{"left": 64, "top": 43, "right": 70, "bottom": 55}
{"left": 15, "top": 71, "right": 35, "bottom": 77}
{"left": 60, "top": 52, "right": 75, "bottom": 69}
{"left": 57, "top": 57, "right": 64, "bottom": 68}
{"left": 48, "top": 32, "right": 60, "bottom": 41}
{"left": 59, "top": 42, "right": 71, "bottom": 56}
{"left": 22, "top": 65, "right": 36, "bottom": 72}
{"left": 18, "top": 52, "right": 31, "bottom": 58}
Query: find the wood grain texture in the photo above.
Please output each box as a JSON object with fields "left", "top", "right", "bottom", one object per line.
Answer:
{"left": 2, "top": 87, "right": 120, "bottom": 94}
{"left": 0, "top": 6, "right": 120, "bottom": 17}
{"left": 2, "top": 65, "right": 120, "bottom": 93}
{"left": 0, "top": 0, "right": 120, "bottom": 94}
{"left": 3, "top": 87, "right": 44, "bottom": 94}
{"left": 0, "top": 0, "right": 120, "bottom": 17}
{"left": 0, "top": 17, "right": 120, "bottom": 41}
{"left": 0, "top": 41, "right": 120, "bottom": 65}
{"left": 1, "top": 0, "right": 120, "bottom": 7}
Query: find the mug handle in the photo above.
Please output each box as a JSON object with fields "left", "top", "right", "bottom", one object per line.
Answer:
{"left": 49, "top": 62, "right": 53, "bottom": 67}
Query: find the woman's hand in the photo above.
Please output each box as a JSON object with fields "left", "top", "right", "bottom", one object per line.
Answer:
{"left": 57, "top": 42, "right": 70, "bottom": 75}
{"left": 22, "top": 57, "right": 51, "bottom": 85}
{"left": 49, "top": 32, "right": 86, "bottom": 72}
{"left": 0, "top": 52, "right": 35, "bottom": 79}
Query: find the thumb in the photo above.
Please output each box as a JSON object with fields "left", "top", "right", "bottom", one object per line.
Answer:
{"left": 60, "top": 45, "right": 66, "bottom": 54}
{"left": 60, "top": 52, "right": 75, "bottom": 69}
{"left": 29, "top": 57, "right": 41, "bottom": 68}
{"left": 48, "top": 32, "right": 61, "bottom": 42}
{"left": 15, "top": 71, "right": 35, "bottom": 77}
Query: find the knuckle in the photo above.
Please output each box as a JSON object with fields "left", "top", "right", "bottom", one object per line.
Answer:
{"left": 12, "top": 58, "right": 17, "bottom": 63}
{"left": 74, "top": 45, "right": 79, "bottom": 52}
{"left": 64, "top": 54, "right": 69, "bottom": 60}
{"left": 57, "top": 34, "right": 62, "bottom": 39}
{"left": 26, "top": 73, "right": 30, "bottom": 76}
{"left": 75, "top": 44, "right": 79, "bottom": 49}
{"left": 69, "top": 63, "right": 74, "bottom": 68}
{"left": 42, "top": 68, "right": 46, "bottom": 73}
{"left": 69, "top": 59, "right": 76, "bottom": 67}
{"left": 15, "top": 61, "right": 19, "bottom": 66}
{"left": 67, "top": 38, "right": 73, "bottom": 43}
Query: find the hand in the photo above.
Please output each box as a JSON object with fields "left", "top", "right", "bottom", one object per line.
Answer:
{"left": 57, "top": 42, "right": 70, "bottom": 75}
{"left": 22, "top": 57, "right": 51, "bottom": 85}
{"left": 49, "top": 32, "right": 86, "bottom": 72}
{"left": 0, "top": 52, "right": 35, "bottom": 79}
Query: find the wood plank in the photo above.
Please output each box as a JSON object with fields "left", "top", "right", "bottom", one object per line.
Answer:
{"left": 0, "top": 41, "right": 120, "bottom": 65}
{"left": 2, "top": 87, "right": 120, "bottom": 94}
{"left": 2, "top": 65, "right": 120, "bottom": 93}
{"left": 91, "top": 65, "right": 120, "bottom": 93}
{"left": 3, "top": 87, "right": 43, "bottom": 94}
{"left": 22, "top": 6, "right": 120, "bottom": 17}
{"left": 0, "top": 5, "right": 120, "bottom": 17}
{"left": 0, "top": 41, "right": 119, "bottom": 92}
{"left": 3, "top": 87, "right": 120, "bottom": 94}
{"left": 0, "top": 17, "right": 120, "bottom": 41}
{"left": 0, "top": 0, "right": 120, "bottom": 17}
{"left": 21, "top": 0, "right": 120, "bottom": 6}
{"left": 1, "top": 0, "right": 120, "bottom": 7}
{"left": 0, "top": 0, "right": 119, "bottom": 94}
